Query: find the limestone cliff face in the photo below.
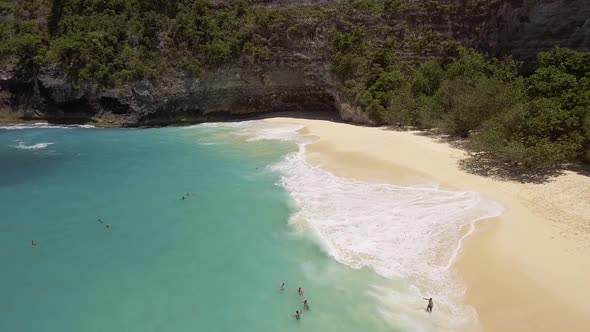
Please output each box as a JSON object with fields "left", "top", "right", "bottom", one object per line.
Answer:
{"left": 405, "top": 0, "right": 589, "bottom": 69}
{"left": 489, "top": 0, "right": 590, "bottom": 70}
{"left": 0, "top": 63, "right": 341, "bottom": 126}
{"left": 0, "top": 0, "right": 588, "bottom": 126}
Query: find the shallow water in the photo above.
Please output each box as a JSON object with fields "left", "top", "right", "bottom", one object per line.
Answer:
{"left": 0, "top": 125, "right": 395, "bottom": 332}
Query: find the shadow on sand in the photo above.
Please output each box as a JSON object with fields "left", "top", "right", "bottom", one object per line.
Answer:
{"left": 389, "top": 126, "right": 590, "bottom": 184}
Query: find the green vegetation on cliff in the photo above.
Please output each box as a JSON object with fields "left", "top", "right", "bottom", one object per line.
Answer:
{"left": 1, "top": 0, "right": 589, "bottom": 169}
{"left": 330, "top": 26, "right": 590, "bottom": 168}
{"left": 1, "top": 0, "right": 336, "bottom": 83}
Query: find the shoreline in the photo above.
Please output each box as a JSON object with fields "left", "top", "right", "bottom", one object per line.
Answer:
{"left": 265, "top": 117, "right": 590, "bottom": 332}
{"left": 0, "top": 110, "right": 342, "bottom": 128}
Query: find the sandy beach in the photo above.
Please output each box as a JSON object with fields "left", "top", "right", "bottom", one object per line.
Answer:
{"left": 265, "top": 117, "right": 590, "bottom": 332}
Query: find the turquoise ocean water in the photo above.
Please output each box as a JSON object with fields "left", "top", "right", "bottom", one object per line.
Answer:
{"left": 0, "top": 124, "right": 396, "bottom": 332}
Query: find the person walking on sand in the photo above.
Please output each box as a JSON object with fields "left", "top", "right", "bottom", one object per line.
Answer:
{"left": 280, "top": 282, "right": 285, "bottom": 291}
{"left": 423, "top": 297, "right": 434, "bottom": 312}
{"left": 293, "top": 310, "right": 301, "bottom": 320}
{"left": 303, "top": 299, "right": 309, "bottom": 310}
{"left": 298, "top": 287, "right": 304, "bottom": 295}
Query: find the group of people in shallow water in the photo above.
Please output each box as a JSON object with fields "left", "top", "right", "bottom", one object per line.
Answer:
{"left": 97, "top": 218, "right": 111, "bottom": 231}
{"left": 280, "top": 283, "right": 310, "bottom": 320}
{"left": 280, "top": 282, "right": 433, "bottom": 320}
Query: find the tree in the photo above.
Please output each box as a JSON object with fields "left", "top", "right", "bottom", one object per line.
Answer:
{"left": 538, "top": 47, "right": 590, "bottom": 79}
{"left": 527, "top": 66, "right": 577, "bottom": 99}
{"left": 469, "top": 98, "right": 585, "bottom": 167}
{"left": 429, "top": 76, "right": 521, "bottom": 137}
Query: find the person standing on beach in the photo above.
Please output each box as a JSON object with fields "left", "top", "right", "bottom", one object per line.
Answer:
{"left": 423, "top": 298, "right": 434, "bottom": 312}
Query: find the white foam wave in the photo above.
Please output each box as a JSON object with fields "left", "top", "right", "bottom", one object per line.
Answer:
{"left": 11, "top": 142, "right": 54, "bottom": 150}
{"left": 277, "top": 146, "right": 502, "bottom": 328}
{"left": 275, "top": 146, "right": 502, "bottom": 278}
{"left": 0, "top": 123, "right": 95, "bottom": 130}
{"left": 196, "top": 120, "right": 503, "bottom": 330}
{"left": 196, "top": 121, "right": 304, "bottom": 141}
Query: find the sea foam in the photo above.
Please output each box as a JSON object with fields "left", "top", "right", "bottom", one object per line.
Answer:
{"left": 0, "top": 123, "right": 94, "bottom": 130}
{"left": 196, "top": 121, "right": 304, "bottom": 141}
{"left": 274, "top": 144, "right": 502, "bottom": 330}
{"left": 11, "top": 142, "right": 54, "bottom": 150}
{"left": 197, "top": 121, "right": 503, "bottom": 331}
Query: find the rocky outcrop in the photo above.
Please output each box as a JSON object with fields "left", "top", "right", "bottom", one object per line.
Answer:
{"left": 0, "top": 63, "right": 343, "bottom": 126}
{"left": 490, "top": 0, "right": 590, "bottom": 71}
{"left": 416, "top": 0, "right": 590, "bottom": 70}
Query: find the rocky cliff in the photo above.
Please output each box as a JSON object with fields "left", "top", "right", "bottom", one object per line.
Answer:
{"left": 486, "top": 0, "right": 590, "bottom": 71}
{"left": 404, "top": 0, "right": 590, "bottom": 70}
{"left": 0, "top": 0, "right": 588, "bottom": 126}
{"left": 1, "top": 63, "right": 340, "bottom": 126}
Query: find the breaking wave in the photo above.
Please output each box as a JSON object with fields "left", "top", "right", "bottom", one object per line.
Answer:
{"left": 11, "top": 142, "right": 54, "bottom": 150}
{"left": 0, "top": 123, "right": 94, "bottom": 130}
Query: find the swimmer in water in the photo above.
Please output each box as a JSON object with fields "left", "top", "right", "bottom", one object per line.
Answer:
{"left": 98, "top": 218, "right": 103, "bottom": 224}
{"left": 186, "top": 192, "right": 190, "bottom": 196}
{"left": 298, "top": 287, "right": 304, "bottom": 295}
{"left": 423, "top": 297, "right": 434, "bottom": 312}
{"left": 280, "top": 282, "right": 285, "bottom": 291}
{"left": 303, "top": 300, "right": 309, "bottom": 310}
{"left": 31, "top": 240, "right": 36, "bottom": 247}
{"left": 106, "top": 224, "right": 111, "bottom": 231}
{"left": 294, "top": 310, "right": 301, "bottom": 319}
{"left": 182, "top": 196, "right": 185, "bottom": 200}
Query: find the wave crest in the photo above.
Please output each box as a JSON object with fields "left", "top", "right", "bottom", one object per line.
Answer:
{"left": 11, "top": 142, "right": 54, "bottom": 150}
{"left": 0, "top": 123, "right": 94, "bottom": 130}
{"left": 196, "top": 121, "right": 304, "bottom": 141}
